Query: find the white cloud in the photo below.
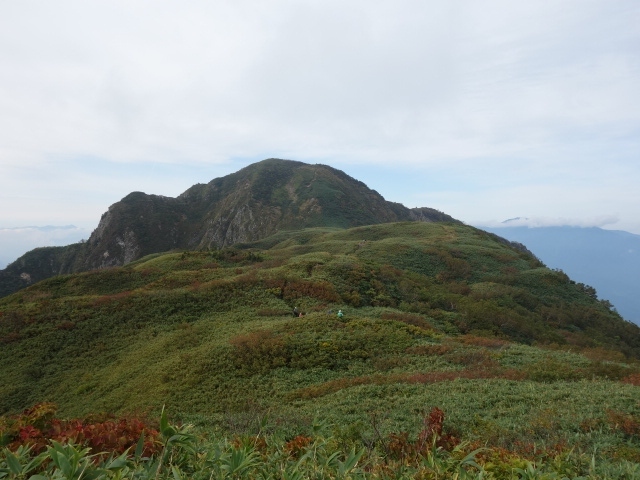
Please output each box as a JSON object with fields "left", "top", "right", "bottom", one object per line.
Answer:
{"left": 1, "top": 1, "right": 636, "bottom": 165}
{"left": 0, "top": 0, "right": 638, "bottom": 239}
{"left": 478, "top": 215, "right": 621, "bottom": 229}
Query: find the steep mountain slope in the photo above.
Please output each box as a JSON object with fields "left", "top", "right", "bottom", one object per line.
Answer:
{"left": 0, "top": 244, "right": 84, "bottom": 299}
{"left": 1, "top": 222, "right": 637, "bottom": 420}
{"left": 0, "top": 159, "right": 457, "bottom": 298}
{"left": 482, "top": 226, "right": 640, "bottom": 324}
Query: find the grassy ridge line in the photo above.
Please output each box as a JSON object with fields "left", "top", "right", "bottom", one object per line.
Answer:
{"left": 1, "top": 221, "right": 640, "bottom": 463}
{"left": 2, "top": 159, "right": 462, "bottom": 300}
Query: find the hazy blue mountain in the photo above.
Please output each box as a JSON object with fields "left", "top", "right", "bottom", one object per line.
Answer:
{"left": 482, "top": 225, "right": 640, "bottom": 324}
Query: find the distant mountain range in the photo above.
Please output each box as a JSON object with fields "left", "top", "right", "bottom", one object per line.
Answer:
{"left": 0, "top": 159, "right": 458, "bottom": 298}
{"left": 481, "top": 224, "right": 640, "bottom": 324}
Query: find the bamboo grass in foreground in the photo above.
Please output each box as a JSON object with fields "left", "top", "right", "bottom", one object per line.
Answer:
{"left": 3, "top": 406, "right": 640, "bottom": 479}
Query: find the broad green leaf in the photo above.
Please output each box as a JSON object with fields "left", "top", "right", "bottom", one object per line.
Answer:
{"left": 135, "top": 432, "right": 145, "bottom": 459}
{"left": 106, "top": 451, "right": 129, "bottom": 470}
{"left": 4, "top": 451, "right": 22, "bottom": 475}
{"left": 339, "top": 447, "right": 365, "bottom": 475}
{"left": 56, "top": 452, "right": 73, "bottom": 478}
{"left": 23, "top": 452, "right": 49, "bottom": 474}
{"left": 171, "top": 465, "right": 184, "bottom": 480}
{"left": 323, "top": 450, "right": 341, "bottom": 468}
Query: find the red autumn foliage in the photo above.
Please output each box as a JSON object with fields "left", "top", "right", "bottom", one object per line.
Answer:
{"left": 386, "top": 407, "right": 459, "bottom": 462}
{"left": 284, "top": 435, "right": 313, "bottom": 458}
{"left": 621, "top": 373, "right": 640, "bottom": 386}
{"left": 607, "top": 409, "right": 640, "bottom": 437}
{"left": 283, "top": 279, "right": 341, "bottom": 302}
{"left": 2, "top": 403, "right": 162, "bottom": 457}
{"left": 231, "top": 435, "right": 268, "bottom": 453}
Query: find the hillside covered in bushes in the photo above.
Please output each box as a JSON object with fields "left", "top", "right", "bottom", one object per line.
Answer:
{"left": 2, "top": 221, "right": 640, "bottom": 476}
{"left": 0, "top": 159, "right": 458, "bottom": 298}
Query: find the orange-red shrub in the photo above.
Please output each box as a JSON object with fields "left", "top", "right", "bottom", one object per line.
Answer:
{"left": 621, "top": 373, "right": 640, "bottom": 386}
{"left": 1, "top": 403, "right": 161, "bottom": 457}
{"left": 607, "top": 409, "right": 640, "bottom": 437}
{"left": 284, "top": 435, "right": 313, "bottom": 458}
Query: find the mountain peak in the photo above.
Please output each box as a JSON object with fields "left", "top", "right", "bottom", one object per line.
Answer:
{"left": 0, "top": 159, "right": 459, "bottom": 298}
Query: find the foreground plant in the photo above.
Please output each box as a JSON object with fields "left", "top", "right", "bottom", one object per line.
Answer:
{"left": 4, "top": 404, "right": 640, "bottom": 479}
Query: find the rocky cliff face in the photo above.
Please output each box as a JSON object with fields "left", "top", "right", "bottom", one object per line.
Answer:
{"left": 0, "top": 159, "right": 460, "bottom": 298}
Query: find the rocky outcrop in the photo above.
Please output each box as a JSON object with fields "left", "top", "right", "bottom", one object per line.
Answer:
{"left": 0, "top": 159, "right": 462, "bottom": 297}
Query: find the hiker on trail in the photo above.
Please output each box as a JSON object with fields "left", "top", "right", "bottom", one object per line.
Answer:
{"left": 293, "top": 307, "right": 299, "bottom": 317}
{"left": 337, "top": 310, "right": 344, "bottom": 319}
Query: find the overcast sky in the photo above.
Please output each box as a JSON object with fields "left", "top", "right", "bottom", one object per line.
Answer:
{"left": 1, "top": 0, "right": 639, "bottom": 266}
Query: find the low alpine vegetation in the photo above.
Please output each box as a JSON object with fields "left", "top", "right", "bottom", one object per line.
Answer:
{"left": 2, "top": 222, "right": 640, "bottom": 476}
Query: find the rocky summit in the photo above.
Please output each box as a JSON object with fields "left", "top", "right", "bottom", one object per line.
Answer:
{"left": 0, "top": 159, "right": 458, "bottom": 298}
